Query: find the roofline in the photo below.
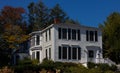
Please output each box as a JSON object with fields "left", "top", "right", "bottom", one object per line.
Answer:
{"left": 29, "top": 23, "right": 101, "bottom": 35}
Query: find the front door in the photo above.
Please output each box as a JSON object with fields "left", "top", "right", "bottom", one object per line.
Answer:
{"left": 88, "top": 50, "right": 96, "bottom": 63}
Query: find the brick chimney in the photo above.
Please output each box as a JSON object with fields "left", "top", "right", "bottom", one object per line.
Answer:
{"left": 54, "top": 18, "right": 60, "bottom": 24}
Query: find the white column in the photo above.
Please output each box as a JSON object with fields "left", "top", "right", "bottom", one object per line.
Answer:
{"left": 35, "top": 51, "right": 36, "bottom": 59}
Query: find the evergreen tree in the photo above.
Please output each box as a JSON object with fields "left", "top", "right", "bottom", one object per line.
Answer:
{"left": 101, "top": 12, "right": 120, "bottom": 64}
{"left": 28, "top": 1, "right": 49, "bottom": 32}
{"left": 49, "top": 4, "right": 68, "bottom": 23}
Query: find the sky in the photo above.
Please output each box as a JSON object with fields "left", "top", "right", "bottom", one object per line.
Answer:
{"left": 0, "top": 0, "right": 120, "bottom": 27}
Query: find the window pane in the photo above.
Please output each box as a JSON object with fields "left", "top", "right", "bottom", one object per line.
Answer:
{"left": 62, "top": 46, "right": 67, "bottom": 59}
{"left": 46, "top": 31, "right": 47, "bottom": 41}
{"left": 77, "top": 30, "right": 80, "bottom": 40}
{"left": 90, "top": 31, "right": 94, "bottom": 41}
{"left": 68, "top": 28, "right": 71, "bottom": 40}
{"left": 32, "top": 52, "right": 35, "bottom": 59}
{"left": 36, "top": 35, "right": 40, "bottom": 45}
{"left": 49, "top": 48, "right": 51, "bottom": 59}
{"left": 31, "top": 37, "right": 35, "bottom": 46}
{"left": 88, "top": 50, "right": 94, "bottom": 58}
{"left": 95, "top": 31, "right": 98, "bottom": 41}
{"left": 72, "top": 29, "right": 76, "bottom": 40}
{"left": 58, "top": 28, "right": 61, "bottom": 39}
{"left": 62, "top": 28, "right": 67, "bottom": 39}
{"left": 58, "top": 46, "right": 61, "bottom": 59}
{"left": 36, "top": 51, "right": 40, "bottom": 60}
{"left": 72, "top": 47, "right": 77, "bottom": 59}
{"left": 78, "top": 47, "right": 81, "bottom": 60}
{"left": 49, "top": 29, "right": 51, "bottom": 40}
{"left": 86, "top": 30, "right": 89, "bottom": 41}
{"left": 46, "top": 49, "right": 48, "bottom": 59}
{"left": 68, "top": 46, "right": 71, "bottom": 59}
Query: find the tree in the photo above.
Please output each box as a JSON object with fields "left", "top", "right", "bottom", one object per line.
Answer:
{"left": 28, "top": 1, "right": 49, "bottom": 32}
{"left": 49, "top": 4, "right": 68, "bottom": 23}
{"left": 101, "top": 12, "right": 120, "bottom": 64}
{"left": 0, "top": 6, "right": 29, "bottom": 66}
{"left": 28, "top": 2, "right": 71, "bottom": 32}
{"left": 0, "top": 6, "right": 29, "bottom": 50}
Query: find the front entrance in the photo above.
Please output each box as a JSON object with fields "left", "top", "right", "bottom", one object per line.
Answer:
{"left": 87, "top": 50, "right": 96, "bottom": 63}
{"left": 87, "top": 46, "right": 102, "bottom": 63}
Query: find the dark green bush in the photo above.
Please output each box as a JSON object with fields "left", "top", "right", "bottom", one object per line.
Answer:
{"left": 54, "top": 62, "right": 64, "bottom": 70}
{"left": 17, "top": 58, "right": 32, "bottom": 65}
{"left": 87, "top": 62, "right": 96, "bottom": 69}
{"left": 41, "top": 58, "right": 54, "bottom": 70}
{"left": 97, "top": 63, "right": 110, "bottom": 71}
{"left": 110, "top": 65, "right": 117, "bottom": 71}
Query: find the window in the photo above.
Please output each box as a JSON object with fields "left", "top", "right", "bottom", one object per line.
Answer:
{"left": 49, "top": 29, "right": 51, "bottom": 40}
{"left": 90, "top": 31, "right": 94, "bottom": 41}
{"left": 46, "top": 49, "right": 48, "bottom": 59}
{"left": 31, "top": 37, "right": 35, "bottom": 46}
{"left": 62, "top": 46, "right": 67, "bottom": 59}
{"left": 58, "top": 46, "right": 81, "bottom": 60}
{"left": 58, "top": 28, "right": 61, "bottom": 39}
{"left": 72, "top": 29, "right": 76, "bottom": 40}
{"left": 68, "top": 28, "right": 71, "bottom": 40}
{"left": 62, "top": 28, "right": 67, "bottom": 39}
{"left": 68, "top": 46, "right": 71, "bottom": 59}
{"left": 88, "top": 50, "right": 94, "bottom": 58}
{"left": 95, "top": 31, "right": 98, "bottom": 41}
{"left": 49, "top": 48, "right": 51, "bottom": 59}
{"left": 78, "top": 47, "right": 81, "bottom": 60}
{"left": 86, "top": 30, "right": 98, "bottom": 42}
{"left": 32, "top": 52, "right": 35, "bottom": 59}
{"left": 58, "top": 46, "right": 61, "bottom": 59}
{"left": 72, "top": 47, "right": 77, "bottom": 59}
{"left": 46, "top": 31, "right": 47, "bottom": 41}
{"left": 36, "top": 51, "right": 40, "bottom": 60}
{"left": 77, "top": 30, "right": 80, "bottom": 40}
{"left": 36, "top": 35, "right": 40, "bottom": 45}
{"left": 86, "top": 30, "right": 89, "bottom": 41}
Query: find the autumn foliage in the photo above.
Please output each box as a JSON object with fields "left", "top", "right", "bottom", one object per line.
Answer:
{"left": 0, "top": 6, "right": 29, "bottom": 49}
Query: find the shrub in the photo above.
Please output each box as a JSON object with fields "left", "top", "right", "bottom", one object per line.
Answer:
{"left": 62, "top": 63, "right": 87, "bottom": 73}
{"left": 88, "top": 68, "right": 102, "bottom": 73}
{"left": 110, "top": 65, "right": 117, "bottom": 71}
{"left": 0, "top": 66, "right": 14, "bottom": 73}
{"left": 87, "top": 62, "right": 96, "bottom": 69}
{"left": 105, "top": 70, "right": 114, "bottom": 73}
{"left": 40, "top": 58, "right": 54, "bottom": 70}
{"left": 97, "top": 63, "right": 110, "bottom": 71}
{"left": 17, "top": 58, "right": 32, "bottom": 65}
{"left": 31, "top": 59, "right": 39, "bottom": 65}
{"left": 54, "top": 62, "right": 64, "bottom": 70}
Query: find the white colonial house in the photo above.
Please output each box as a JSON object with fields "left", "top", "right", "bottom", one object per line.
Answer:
{"left": 29, "top": 23, "right": 103, "bottom": 67}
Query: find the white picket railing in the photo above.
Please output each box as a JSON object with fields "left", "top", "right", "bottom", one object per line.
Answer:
{"left": 88, "top": 58, "right": 116, "bottom": 66}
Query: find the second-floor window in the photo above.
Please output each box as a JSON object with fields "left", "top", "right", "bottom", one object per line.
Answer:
{"left": 58, "top": 28, "right": 61, "bottom": 39}
{"left": 58, "top": 27, "right": 81, "bottom": 41}
{"left": 86, "top": 30, "right": 98, "bottom": 42}
{"left": 49, "top": 29, "right": 51, "bottom": 40}
{"left": 72, "top": 29, "right": 76, "bottom": 40}
{"left": 62, "top": 28, "right": 67, "bottom": 39}
{"left": 36, "top": 35, "right": 40, "bottom": 45}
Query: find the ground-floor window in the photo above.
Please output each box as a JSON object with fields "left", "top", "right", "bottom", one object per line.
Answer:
{"left": 58, "top": 46, "right": 81, "bottom": 60}
{"left": 88, "top": 50, "right": 94, "bottom": 58}
{"left": 31, "top": 51, "right": 40, "bottom": 61}
{"left": 36, "top": 51, "right": 40, "bottom": 60}
{"left": 32, "top": 52, "right": 35, "bottom": 59}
